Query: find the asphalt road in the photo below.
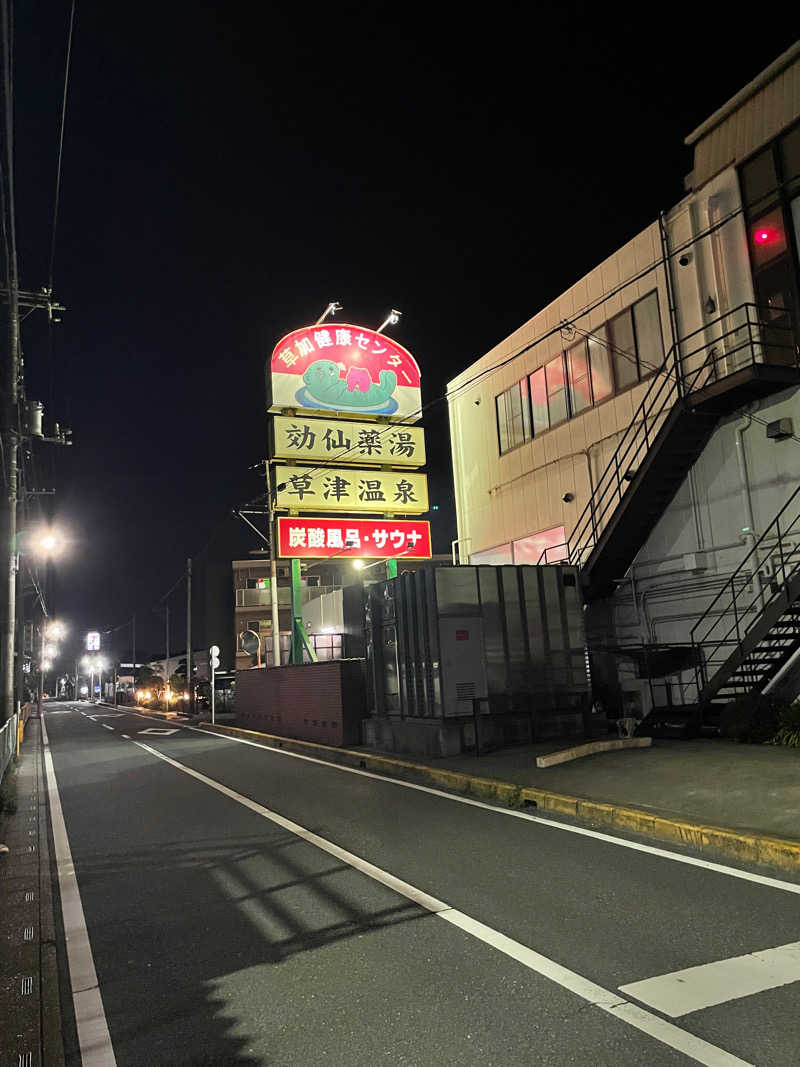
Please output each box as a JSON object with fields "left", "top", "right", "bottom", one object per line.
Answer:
{"left": 43, "top": 702, "right": 800, "bottom": 1067}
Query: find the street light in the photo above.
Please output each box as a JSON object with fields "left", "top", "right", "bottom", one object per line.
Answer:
{"left": 31, "top": 528, "right": 65, "bottom": 558}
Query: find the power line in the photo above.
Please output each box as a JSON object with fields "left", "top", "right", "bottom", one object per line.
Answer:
{"left": 47, "top": 0, "right": 75, "bottom": 291}
{"left": 267, "top": 202, "right": 749, "bottom": 491}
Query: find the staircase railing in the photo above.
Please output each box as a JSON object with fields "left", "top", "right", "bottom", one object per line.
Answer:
{"left": 549, "top": 304, "right": 797, "bottom": 569}
{"left": 691, "top": 481, "right": 800, "bottom": 699}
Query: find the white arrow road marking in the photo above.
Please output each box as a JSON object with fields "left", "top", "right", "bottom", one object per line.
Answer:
{"left": 620, "top": 941, "right": 800, "bottom": 1017}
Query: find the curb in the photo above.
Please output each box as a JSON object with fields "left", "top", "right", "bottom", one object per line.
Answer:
{"left": 198, "top": 722, "right": 800, "bottom": 874}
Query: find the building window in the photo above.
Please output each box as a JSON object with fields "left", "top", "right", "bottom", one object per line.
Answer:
{"left": 493, "top": 291, "right": 663, "bottom": 450}
{"left": 470, "top": 543, "right": 512, "bottom": 565}
{"left": 567, "top": 340, "right": 592, "bottom": 415}
{"left": 529, "top": 367, "right": 549, "bottom": 435}
{"left": 608, "top": 308, "right": 638, "bottom": 389}
{"left": 545, "top": 354, "right": 569, "bottom": 426}
{"left": 512, "top": 526, "right": 567, "bottom": 565}
{"left": 608, "top": 291, "right": 664, "bottom": 388}
{"left": 495, "top": 380, "right": 532, "bottom": 455}
{"left": 632, "top": 291, "right": 664, "bottom": 375}
{"left": 588, "top": 324, "right": 614, "bottom": 401}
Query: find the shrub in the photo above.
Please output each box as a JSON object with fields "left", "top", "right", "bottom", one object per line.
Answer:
{"left": 772, "top": 701, "right": 800, "bottom": 748}
{"left": 720, "top": 693, "right": 782, "bottom": 743}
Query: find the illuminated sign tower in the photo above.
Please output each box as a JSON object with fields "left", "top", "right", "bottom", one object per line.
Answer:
{"left": 266, "top": 311, "right": 431, "bottom": 664}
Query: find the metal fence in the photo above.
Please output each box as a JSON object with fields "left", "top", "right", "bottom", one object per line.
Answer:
{"left": 0, "top": 711, "right": 18, "bottom": 789}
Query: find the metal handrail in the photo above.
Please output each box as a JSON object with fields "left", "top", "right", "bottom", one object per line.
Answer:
{"left": 557, "top": 304, "right": 797, "bottom": 570}
{"left": 690, "top": 480, "right": 800, "bottom": 695}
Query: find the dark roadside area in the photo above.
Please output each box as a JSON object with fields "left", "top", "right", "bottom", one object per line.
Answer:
{"left": 0, "top": 711, "right": 65, "bottom": 1067}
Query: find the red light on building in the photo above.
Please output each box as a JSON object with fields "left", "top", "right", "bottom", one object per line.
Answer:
{"left": 754, "top": 227, "right": 778, "bottom": 245}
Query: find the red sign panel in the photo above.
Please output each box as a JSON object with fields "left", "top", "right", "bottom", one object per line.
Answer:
{"left": 277, "top": 517, "right": 431, "bottom": 560}
{"left": 269, "top": 323, "right": 421, "bottom": 421}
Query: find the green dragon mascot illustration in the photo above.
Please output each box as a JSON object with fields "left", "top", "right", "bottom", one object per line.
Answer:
{"left": 303, "top": 359, "right": 397, "bottom": 410}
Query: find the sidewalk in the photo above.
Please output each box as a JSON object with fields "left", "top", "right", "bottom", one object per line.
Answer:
{"left": 201, "top": 722, "right": 800, "bottom": 873}
{"left": 417, "top": 738, "right": 800, "bottom": 842}
{"left": 0, "top": 713, "right": 65, "bottom": 1067}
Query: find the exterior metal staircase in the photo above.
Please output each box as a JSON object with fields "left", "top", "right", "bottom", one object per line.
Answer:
{"left": 691, "top": 483, "right": 800, "bottom": 707}
{"left": 554, "top": 304, "right": 798, "bottom": 600}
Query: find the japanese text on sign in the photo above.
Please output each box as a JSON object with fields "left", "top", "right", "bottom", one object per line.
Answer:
{"left": 274, "top": 465, "right": 428, "bottom": 515}
{"left": 277, "top": 517, "right": 432, "bottom": 559}
{"left": 268, "top": 323, "right": 421, "bottom": 422}
{"left": 272, "top": 415, "right": 425, "bottom": 467}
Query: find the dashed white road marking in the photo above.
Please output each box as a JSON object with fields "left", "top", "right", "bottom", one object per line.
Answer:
{"left": 42, "top": 714, "right": 117, "bottom": 1066}
{"left": 100, "top": 724, "right": 114, "bottom": 731}
{"left": 620, "top": 941, "right": 800, "bottom": 1017}
{"left": 127, "top": 734, "right": 751, "bottom": 1067}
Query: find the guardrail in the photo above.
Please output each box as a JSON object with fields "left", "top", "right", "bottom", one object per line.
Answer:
{"left": 0, "top": 711, "right": 19, "bottom": 788}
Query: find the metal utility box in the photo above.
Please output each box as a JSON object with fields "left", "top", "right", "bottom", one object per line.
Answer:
{"left": 363, "top": 564, "right": 590, "bottom": 757}
{"left": 438, "top": 617, "right": 488, "bottom": 717}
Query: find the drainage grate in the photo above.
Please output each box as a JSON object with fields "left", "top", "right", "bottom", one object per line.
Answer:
{"left": 21, "top": 976, "right": 33, "bottom": 995}
{"left": 24, "top": 891, "right": 34, "bottom": 903}
{"left": 23, "top": 926, "right": 34, "bottom": 941}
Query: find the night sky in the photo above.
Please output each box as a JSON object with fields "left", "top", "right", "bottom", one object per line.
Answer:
{"left": 12, "top": 3, "right": 798, "bottom": 659}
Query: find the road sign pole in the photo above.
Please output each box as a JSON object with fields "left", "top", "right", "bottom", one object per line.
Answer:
{"left": 209, "top": 645, "right": 220, "bottom": 724}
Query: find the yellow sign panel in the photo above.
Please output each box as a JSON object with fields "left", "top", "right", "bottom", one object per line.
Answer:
{"left": 272, "top": 415, "right": 425, "bottom": 468}
{"left": 274, "top": 465, "right": 429, "bottom": 514}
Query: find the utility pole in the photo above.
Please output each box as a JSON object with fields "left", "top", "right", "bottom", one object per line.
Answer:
{"left": 131, "top": 613, "right": 136, "bottom": 702}
{"left": 164, "top": 602, "right": 170, "bottom": 712}
{"left": 1, "top": 285, "right": 19, "bottom": 725}
{"left": 185, "top": 557, "right": 193, "bottom": 714}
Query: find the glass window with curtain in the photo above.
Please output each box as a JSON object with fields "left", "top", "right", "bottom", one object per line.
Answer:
{"left": 507, "top": 379, "right": 531, "bottom": 449}
{"left": 588, "top": 324, "right": 614, "bottom": 401}
{"left": 495, "top": 381, "right": 531, "bottom": 454}
{"left": 567, "top": 339, "right": 592, "bottom": 415}
{"left": 529, "top": 367, "right": 549, "bottom": 435}
{"left": 632, "top": 292, "right": 664, "bottom": 375}
{"left": 495, "top": 392, "right": 510, "bottom": 454}
{"left": 545, "top": 354, "right": 569, "bottom": 425}
{"left": 608, "top": 309, "right": 638, "bottom": 390}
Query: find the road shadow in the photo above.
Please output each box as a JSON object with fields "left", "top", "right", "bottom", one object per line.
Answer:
{"left": 51, "top": 735, "right": 433, "bottom": 1066}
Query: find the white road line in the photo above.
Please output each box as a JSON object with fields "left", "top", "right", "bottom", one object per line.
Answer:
{"left": 178, "top": 724, "right": 800, "bottom": 896}
{"left": 128, "top": 735, "right": 750, "bottom": 1067}
{"left": 100, "top": 724, "right": 114, "bottom": 731}
{"left": 620, "top": 941, "right": 800, "bottom": 1017}
{"left": 42, "top": 715, "right": 117, "bottom": 1067}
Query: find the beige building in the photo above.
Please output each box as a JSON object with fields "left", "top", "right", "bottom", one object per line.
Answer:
{"left": 448, "top": 44, "right": 800, "bottom": 720}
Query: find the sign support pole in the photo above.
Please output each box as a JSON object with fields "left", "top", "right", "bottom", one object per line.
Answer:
{"left": 290, "top": 558, "right": 303, "bottom": 665}
{"left": 265, "top": 464, "right": 281, "bottom": 668}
